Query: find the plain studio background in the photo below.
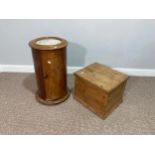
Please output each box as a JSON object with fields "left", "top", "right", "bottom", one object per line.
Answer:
{"left": 0, "top": 19, "right": 155, "bottom": 69}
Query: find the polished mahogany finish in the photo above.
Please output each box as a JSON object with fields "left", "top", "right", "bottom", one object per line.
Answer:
{"left": 29, "top": 36, "right": 69, "bottom": 105}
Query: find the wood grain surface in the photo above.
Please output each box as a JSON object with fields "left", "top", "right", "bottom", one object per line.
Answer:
{"left": 29, "top": 36, "right": 69, "bottom": 105}
{"left": 74, "top": 63, "right": 128, "bottom": 119}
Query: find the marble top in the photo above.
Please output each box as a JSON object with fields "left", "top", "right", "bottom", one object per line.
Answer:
{"left": 36, "top": 38, "right": 62, "bottom": 46}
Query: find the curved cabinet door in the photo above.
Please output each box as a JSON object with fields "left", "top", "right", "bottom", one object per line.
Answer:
{"left": 41, "top": 48, "right": 67, "bottom": 100}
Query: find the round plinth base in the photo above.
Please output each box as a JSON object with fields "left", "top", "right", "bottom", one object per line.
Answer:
{"left": 35, "top": 89, "right": 70, "bottom": 105}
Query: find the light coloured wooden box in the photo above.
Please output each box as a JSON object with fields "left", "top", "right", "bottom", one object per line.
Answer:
{"left": 74, "top": 63, "right": 128, "bottom": 119}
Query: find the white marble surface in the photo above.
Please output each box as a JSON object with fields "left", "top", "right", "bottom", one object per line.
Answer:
{"left": 36, "top": 38, "right": 61, "bottom": 46}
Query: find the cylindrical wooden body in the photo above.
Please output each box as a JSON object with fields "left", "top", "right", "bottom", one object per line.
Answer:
{"left": 29, "top": 37, "right": 69, "bottom": 105}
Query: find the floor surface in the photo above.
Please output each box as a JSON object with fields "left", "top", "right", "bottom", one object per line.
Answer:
{"left": 0, "top": 73, "right": 155, "bottom": 134}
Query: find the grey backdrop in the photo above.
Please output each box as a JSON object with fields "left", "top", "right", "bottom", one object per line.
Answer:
{"left": 0, "top": 19, "right": 155, "bottom": 69}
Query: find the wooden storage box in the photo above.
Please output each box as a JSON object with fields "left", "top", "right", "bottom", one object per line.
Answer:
{"left": 74, "top": 63, "right": 128, "bottom": 119}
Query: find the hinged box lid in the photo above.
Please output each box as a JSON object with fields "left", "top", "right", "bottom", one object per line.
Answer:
{"left": 74, "top": 63, "right": 128, "bottom": 93}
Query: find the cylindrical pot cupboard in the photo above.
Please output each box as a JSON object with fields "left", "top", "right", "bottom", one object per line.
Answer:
{"left": 29, "top": 36, "right": 70, "bottom": 105}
